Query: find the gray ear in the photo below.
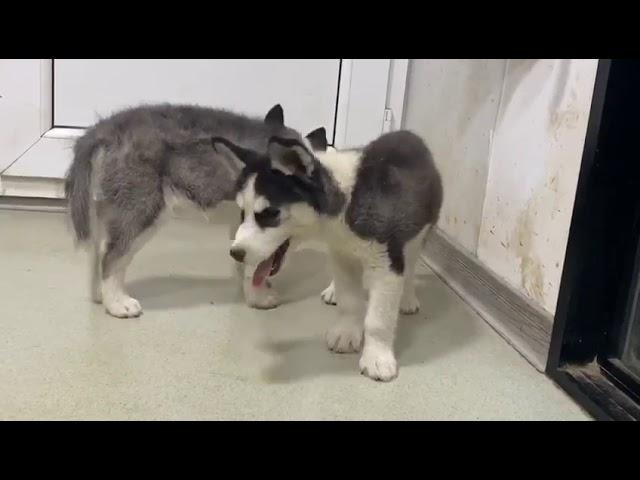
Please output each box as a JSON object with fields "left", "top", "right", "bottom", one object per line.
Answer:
{"left": 268, "top": 137, "right": 316, "bottom": 178}
{"left": 264, "top": 104, "right": 284, "bottom": 126}
{"left": 211, "top": 137, "right": 265, "bottom": 171}
{"left": 305, "top": 127, "right": 328, "bottom": 152}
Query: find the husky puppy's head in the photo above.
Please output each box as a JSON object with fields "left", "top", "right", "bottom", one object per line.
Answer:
{"left": 212, "top": 113, "right": 332, "bottom": 288}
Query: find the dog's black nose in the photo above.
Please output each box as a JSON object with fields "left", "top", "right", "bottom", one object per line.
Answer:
{"left": 229, "top": 248, "right": 246, "bottom": 263}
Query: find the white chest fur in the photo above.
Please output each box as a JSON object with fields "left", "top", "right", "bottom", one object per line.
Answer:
{"left": 316, "top": 149, "right": 361, "bottom": 198}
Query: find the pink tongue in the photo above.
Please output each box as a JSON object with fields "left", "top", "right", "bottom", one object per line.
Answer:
{"left": 252, "top": 254, "right": 275, "bottom": 287}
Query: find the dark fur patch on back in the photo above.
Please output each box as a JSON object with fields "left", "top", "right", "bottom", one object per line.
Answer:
{"left": 345, "top": 130, "right": 443, "bottom": 274}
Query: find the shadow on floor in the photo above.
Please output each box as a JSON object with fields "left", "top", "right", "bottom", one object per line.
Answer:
{"left": 127, "top": 248, "right": 331, "bottom": 310}
{"left": 258, "top": 274, "right": 480, "bottom": 384}
{"left": 128, "top": 275, "right": 239, "bottom": 310}
{"left": 127, "top": 247, "right": 479, "bottom": 383}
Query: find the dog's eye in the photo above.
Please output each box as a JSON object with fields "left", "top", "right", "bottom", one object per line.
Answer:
{"left": 254, "top": 207, "right": 280, "bottom": 227}
{"left": 257, "top": 207, "right": 280, "bottom": 219}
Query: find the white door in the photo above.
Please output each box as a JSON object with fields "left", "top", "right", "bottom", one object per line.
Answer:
{"left": 54, "top": 59, "right": 341, "bottom": 140}
{"left": 1, "top": 59, "right": 408, "bottom": 198}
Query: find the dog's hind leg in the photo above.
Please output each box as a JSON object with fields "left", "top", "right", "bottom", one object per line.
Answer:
{"left": 399, "top": 228, "right": 428, "bottom": 315}
{"left": 101, "top": 242, "right": 140, "bottom": 318}
{"left": 324, "top": 226, "right": 428, "bottom": 315}
{"left": 89, "top": 200, "right": 105, "bottom": 303}
{"left": 326, "top": 251, "right": 364, "bottom": 353}
{"left": 399, "top": 225, "right": 434, "bottom": 314}
{"left": 100, "top": 199, "right": 163, "bottom": 318}
{"left": 359, "top": 246, "right": 404, "bottom": 382}
{"left": 321, "top": 280, "right": 336, "bottom": 305}
{"left": 90, "top": 239, "right": 103, "bottom": 303}
{"left": 101, "top": 221, "right": 160, "bottom": 318}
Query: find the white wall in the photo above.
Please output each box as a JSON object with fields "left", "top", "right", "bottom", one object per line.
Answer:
{"left": 403, "top": 59, "right": 598, "bottom": 314}
{"left": 403, "top": 60, "right": 506, "bottom": 253}
{"left": 477, "top": 59, "right": 598, "bottom": 313}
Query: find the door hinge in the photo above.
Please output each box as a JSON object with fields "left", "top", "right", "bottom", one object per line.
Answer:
{"left": 382, "top": 108, "right": 393, "bottom": 133}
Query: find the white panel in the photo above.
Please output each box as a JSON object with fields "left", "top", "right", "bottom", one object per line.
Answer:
{"left": 0, "top": 176, "right": 65, "bottom": 199}
{"left": 0, "top": 60, "right": 43, "bottom": 172}
{"left": 54, "top": 59, "right": 340, "bottom": 139}
{"left": 3, "top": 136, "right": 74, "bottom": 179}
{"left": 44, "top": 127, "right": 84, "bottom": 139}
{"left": 386, "top": 59, "right": 409, "bottom": 130}
{"left": 39, "top": 59, "right": 53, "bottom": 135}
{"left": 334, "top": 60, "right": 391, "bottom": 148}
{"left": 403, "top": 59, "right": 507, "bottom": 254}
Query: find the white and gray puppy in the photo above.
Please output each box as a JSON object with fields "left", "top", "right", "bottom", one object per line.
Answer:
{"left": 212, "top": 130, "right": 443, "bottom": 381}
{"left": 65, "top": 103, "right": 326, "bottom": 317}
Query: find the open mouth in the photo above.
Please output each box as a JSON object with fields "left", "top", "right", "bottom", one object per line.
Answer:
{"left": 252, "top": 239, "right": 291, "bottom": 287}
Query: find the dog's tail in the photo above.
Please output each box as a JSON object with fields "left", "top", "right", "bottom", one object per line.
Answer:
{"left": 65, "top": 131, "right": 100, "bottom": 243}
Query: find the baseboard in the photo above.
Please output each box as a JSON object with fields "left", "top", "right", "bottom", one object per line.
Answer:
{"left": 0, "top": 194, "right": 239, "bottom": 225}
{"left": 0, "top": 176, "right": 65, "bottom": 199}
{"left": 421, "top": 228, "right": 553, "bottom": 372}
{"left": 0, "top": 195, "right": 68, "bottom": 213}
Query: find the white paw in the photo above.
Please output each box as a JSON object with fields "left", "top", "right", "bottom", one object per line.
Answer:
{"left": 245, "top": 285, "right": 280, "bottom": 310}
{"left": 321, "top": 281, "right": 336, "bottom": 305}
{"left": 359, "top": 346, "right": 398, "bottom": 382}
{"left": 104, "top": 296, "right": 143, "bottom": 318}
{"left": 326, "top": 321, "right": 363, "bottom": 353}
{"left": 400, "top": 294, "right": 420, "bottom": 315}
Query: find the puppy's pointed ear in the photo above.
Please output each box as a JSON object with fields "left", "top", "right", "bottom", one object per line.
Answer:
{"left": 211, "top": 137, "right": 264, "bottom": 171}
{"left": 264, "top": 104, "right": 284, "bottom": 127}
{"left": 305, "top": 127, "right": 328, "bottom": 152}
{"left": 268, "top": 136, "right": 316, "bottom": 179}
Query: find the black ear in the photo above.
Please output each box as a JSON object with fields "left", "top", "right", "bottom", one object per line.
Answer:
{"left": 211, "top": 137, "right": 265, "bottom": 170}
{"left": 264, "top": 104, "right": 284, "bottom": 126}
{"left": 305, "top": 127, "right": 328, "bottom": 152}
{"left": 268, "top": 136, "right": 316, "bottom": 178}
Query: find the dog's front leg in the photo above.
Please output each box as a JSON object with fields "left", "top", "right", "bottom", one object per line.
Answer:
{"left": 359, "top": 265, "right": 403, "bottom": 381}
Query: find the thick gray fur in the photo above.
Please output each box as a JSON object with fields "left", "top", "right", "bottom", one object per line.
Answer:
{"left": 345, "top": 130, "right": 443, "bottom": 273}
{"left": 65, "top": 103, "right": 301, "bottom": 278}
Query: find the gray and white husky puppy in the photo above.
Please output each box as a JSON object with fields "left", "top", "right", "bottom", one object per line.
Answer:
{"left": 65, "top": 103, "right": 327, "bottom": 318}
{"left": 211, "top": 130, "right": 443, "bottom": 381}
